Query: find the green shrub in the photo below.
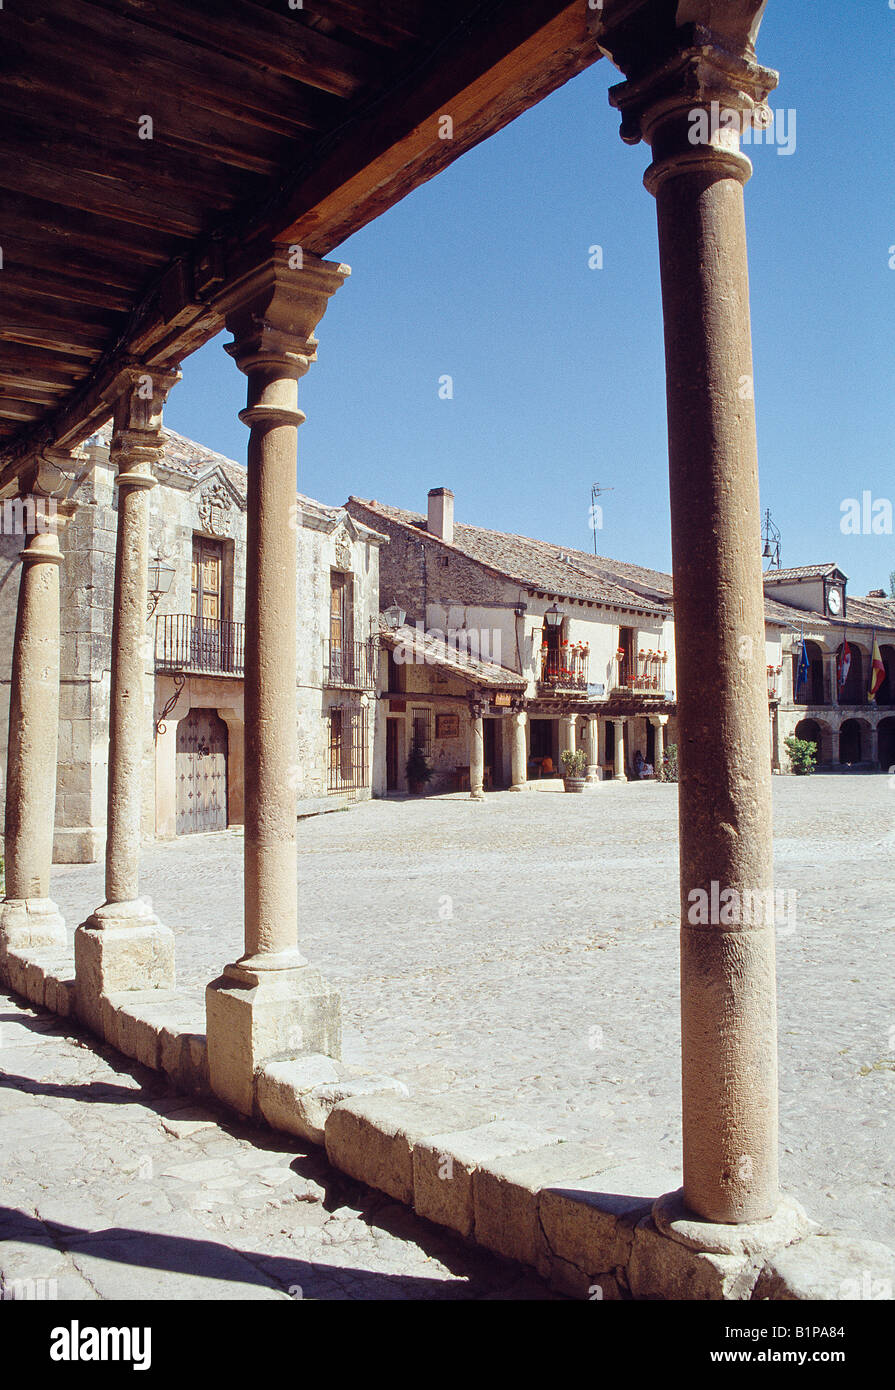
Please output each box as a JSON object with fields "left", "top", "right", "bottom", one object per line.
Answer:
{"left": 784, "top": 736, "right": 817, "bottom": 775}
{"left": 658, "top": 743, "right": 679, "bottom": 783}
{"left": 560, "top": 748, "right": 587, "bottom": 777}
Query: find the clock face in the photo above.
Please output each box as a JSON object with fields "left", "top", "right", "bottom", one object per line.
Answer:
{"left": 827, "top": 586, "right": 842, "bottom": 615}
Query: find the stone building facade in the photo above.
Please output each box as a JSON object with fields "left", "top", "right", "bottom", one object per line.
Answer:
{"left": 348, "top": 492, "right": 895, "bottom": 794}
{"left": 0, "top": 426, "right": 386, "bottom": 864}
{"left": 763, "top": 566, "right": 895, "bottom": 771}
{"left": 348, "top": 488, "right": 681, "bottom": 796}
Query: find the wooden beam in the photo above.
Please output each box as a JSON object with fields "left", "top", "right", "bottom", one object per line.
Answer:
{"left": 69, "top": 0, "right": 390, "bottom": 98}
{"left": 270, "top": 1, "right": 602, "bottom": 252}
{"left": 0, "top": 1, "right": 601, "bottom": 478}
{"left": 2, "top": 46, "right": 294, "bottom": 178}
{"left": 20, "top": 1, "right": 349, "bottom": 132}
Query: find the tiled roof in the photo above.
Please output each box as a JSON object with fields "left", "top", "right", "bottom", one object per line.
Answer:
{"left": 350, "top": 498, "right": 671, "bottom": 616}
{"left": 763, "top": 564, "right": 841, "bottom": 582}
{"left": 380, "top": 623, "right": 526, "bottom": 690}
{"left": 86, "top": 422, "right": 384, "bottom": 537}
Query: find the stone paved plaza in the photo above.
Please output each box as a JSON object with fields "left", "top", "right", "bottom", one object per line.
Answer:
{"left": 7, "top": 771, "right": 891, "bottom": 1291}
{"left": 0, "top": 990, "right": 556, "bottom": 1300}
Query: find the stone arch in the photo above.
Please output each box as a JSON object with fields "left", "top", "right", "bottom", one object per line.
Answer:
{"left": 877, "top": 644, "right": 895, "bottom": 707}
{"left": 793, "top": 640, "right": 827, "bottom": 705}
{"left": 794, "top": 717, "right": 833, "bottom": 767}
{"left": 838, "top": 717, "right": 868, "bottom": 766}
{"left": 836, "top": 642, "right": 866, "bottom": 706}
{"left": 878, "top": 716, "right": 895, "bottom": 772}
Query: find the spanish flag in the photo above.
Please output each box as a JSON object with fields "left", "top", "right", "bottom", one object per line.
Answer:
{"left": 868, "top": 636, "right": 886, "bottom": 702}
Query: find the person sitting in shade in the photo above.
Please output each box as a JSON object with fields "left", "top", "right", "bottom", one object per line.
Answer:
{"left": 633, "top": 749, "right": 644, "bottom": 778}
{"left": 540, "top": 755, "right": 555, "bottom": 777}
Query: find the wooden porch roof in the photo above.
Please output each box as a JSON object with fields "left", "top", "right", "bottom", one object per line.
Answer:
{"left": 0, "top": 0, "right": 605, "bottom": 484}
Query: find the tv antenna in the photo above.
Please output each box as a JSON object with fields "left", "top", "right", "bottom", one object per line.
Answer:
{"left": 590, "top": 483, "right": 614, "bottom": 555}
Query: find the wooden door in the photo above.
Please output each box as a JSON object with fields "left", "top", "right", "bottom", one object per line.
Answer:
{"left": 191, "top": 537, "right": 223, "bottom": 667}
{"left": 176, "top": 708, "right": 228, "bottom": 834}
{"left": 386, "top": 718, "right": 399, "bottom": 791}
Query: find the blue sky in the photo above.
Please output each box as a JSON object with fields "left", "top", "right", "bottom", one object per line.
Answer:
{"left": 164, "top": 1, "right": 895, "bottom": 597}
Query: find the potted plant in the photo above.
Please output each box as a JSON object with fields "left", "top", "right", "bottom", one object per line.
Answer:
{"left": 658, "top": 743, "right": 679, "bottom": 783}
{"left": 560, "top": 747, "right": 588, "bottom": 793}
{"left": 406, "top": 742, "right": 434, "bottom": 795}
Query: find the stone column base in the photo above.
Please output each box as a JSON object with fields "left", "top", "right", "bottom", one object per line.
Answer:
{"left": 469, "top": 789, "right": 485, "bottom": 801}
{"left": 627, "top": 1189, "right": 821, "bottom": 1299}
{"left": 74, "top": 900, "right": 175, "bottom": 1038}
{"left": 0, "top": 898, "right": 66, "bottom": 954}
{"left": 586, "top": 765, "right": 600, "bottom": 782}
{"left": 653, "top": 1189, "right": 817, "bottom": 1256}
{"left": 206, "top": 963, "right": 342, "bottom": 1116}
{"left": 507, "top": 783, "right": 525, "bottom": 793}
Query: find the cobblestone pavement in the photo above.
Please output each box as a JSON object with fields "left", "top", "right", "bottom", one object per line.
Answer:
{"left": 44, "top": 773, "right": 895, "bottom": 1252}
{"left": 0, "top": 990, "right": 556, "bottom": 1300}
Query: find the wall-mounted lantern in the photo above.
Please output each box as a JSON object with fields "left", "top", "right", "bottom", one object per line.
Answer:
{"left": 147, "top": 553, "right": 176, "bottom": 619}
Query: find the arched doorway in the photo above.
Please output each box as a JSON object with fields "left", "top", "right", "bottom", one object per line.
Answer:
{"left": 793, "top": 642, "right": 827, "bottom": 705}
{"left": 176, "top": 708, "right": 228, "bottom": 834}
{"left": 878, "top": 717, "right": 895, "bottom": 772}
{"left": 838, "top": 718, "right": 863, "bottom": 766}
{"left": 794, "top": 718, "right": 820, "bottom": 753}
{"left": 878, "top": 646, "right": 895, "bottom": 707}
{"left": 836, "top": 644, "right": 865, "bottom": 706}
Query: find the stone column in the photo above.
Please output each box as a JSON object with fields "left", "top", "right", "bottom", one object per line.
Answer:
{"left": 469, "top": 698, "right": 486, "bottom": 800}
{"left": 608, "top": 11, "right": 781, "bottom": 1222}
{"left": 0, "top": 516, "right": 66, "bottom": 954}
{"left": 559, "top": 713, "right": 576, "bottom": 760}
{"left": 650, "top": 715, "right": 667, "bottom": 773}
{"left": 585, "top": 715, "right": 599, "bottom": 781}
{"left": 205, "top": 249, "right": 347, "bottom": 1113}
{"left": 75, "top": 367, "right": 180, "bottom": 1035}
{"left": 508, "top": 707, "right": 527, "bottom": 791}
{"left": 612, "top": 718, "right": 627, "bottom": 783}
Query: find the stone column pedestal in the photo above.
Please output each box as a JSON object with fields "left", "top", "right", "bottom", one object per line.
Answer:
{"left": 74, "top": 368, "right": 179, "bottom": 1034}
{"left": 508, "top": 708, "right": 527, "bottom": 791}
{"left": 206, "top": 250, "right": 348, "bottom": 1113}
{"left": 1, "top": 528, "right": 66, "bottom": 955}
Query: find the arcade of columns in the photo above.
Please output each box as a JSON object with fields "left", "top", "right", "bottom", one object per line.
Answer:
{"left": 1, "top": 15, "right": 791, "bottom": 1234}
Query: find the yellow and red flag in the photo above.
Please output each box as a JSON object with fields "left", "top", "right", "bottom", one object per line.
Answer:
{"left": 868, "top": 637, "right": 886, "bottom": 702}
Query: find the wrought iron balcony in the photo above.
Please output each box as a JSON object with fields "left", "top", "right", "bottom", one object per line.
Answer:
{"left": 155, "top": 615, "right": 245, "bottom": 676}
{"left": 323, "top": 638, "right": 377, "bottom": 690}
{"left": 538, "top": 644, "right": 589, "bottom": 692}
{"left": 612, "top": 651, "right": 668, "bottom": 695}
{"left": 767, "top": 664, "right": 782, "bottom": 702}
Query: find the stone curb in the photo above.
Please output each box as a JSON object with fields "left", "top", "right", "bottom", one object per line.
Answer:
{"left": 2, "top": 947, "right": 894, "bottom": 1302}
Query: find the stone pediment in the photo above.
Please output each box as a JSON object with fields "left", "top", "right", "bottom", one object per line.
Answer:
{"left": 189, "top": 466, "right": 246, "bottom": 538}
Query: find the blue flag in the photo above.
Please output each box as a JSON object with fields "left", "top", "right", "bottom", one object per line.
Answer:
{"left": 796, "top": 636, "right": 810, "bottom": 693}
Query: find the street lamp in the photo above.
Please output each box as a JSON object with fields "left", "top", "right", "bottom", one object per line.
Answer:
{"left": 382, "top": 603, "right": 406, "bottom": 630}
{"left": 543, "top": 604, "right": 564, "bottom": 629}
{"left": 147, "top": 553, "right": 175, "bottom": 619}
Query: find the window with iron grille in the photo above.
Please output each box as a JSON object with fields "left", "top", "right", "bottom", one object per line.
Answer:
{"left": 410, "top": 705, "right": 434, "bottom": 759}
{"left": 328, "top": 704, "right": 367, "bottom": 792}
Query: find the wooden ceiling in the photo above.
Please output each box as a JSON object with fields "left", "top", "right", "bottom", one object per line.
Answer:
{"left": 0, "top": 0, "right": 607, "bottom": 482}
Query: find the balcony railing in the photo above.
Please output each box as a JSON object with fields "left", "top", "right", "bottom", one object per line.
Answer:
{"left": 155, "top": 615, "right": 245, "bottom": 676}
{"left": 613, "top": 651, "right": 668, "bottom": 694}
{"left": 323, "top": 639, "right": 377, "bottom": 690}
{"left": 539, "top": 644, "right": 589, "bottom": 692}
{"left": 767, "top": 664, "right": 782, "bottom": 701}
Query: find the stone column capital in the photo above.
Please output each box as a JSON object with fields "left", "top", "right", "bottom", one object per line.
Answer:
{"left": 599, "top": 10, "right": 777, "bottom": 192}
{"left": 221, "top": 248, "right": 351, "bottom": 379}
{"left": 105, "top": 363, "right": 181, "bottom": 478}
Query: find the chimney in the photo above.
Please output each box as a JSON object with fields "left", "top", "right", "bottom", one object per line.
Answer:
{"left": 427, "top": 487, "right": 454, "bottom": 545}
